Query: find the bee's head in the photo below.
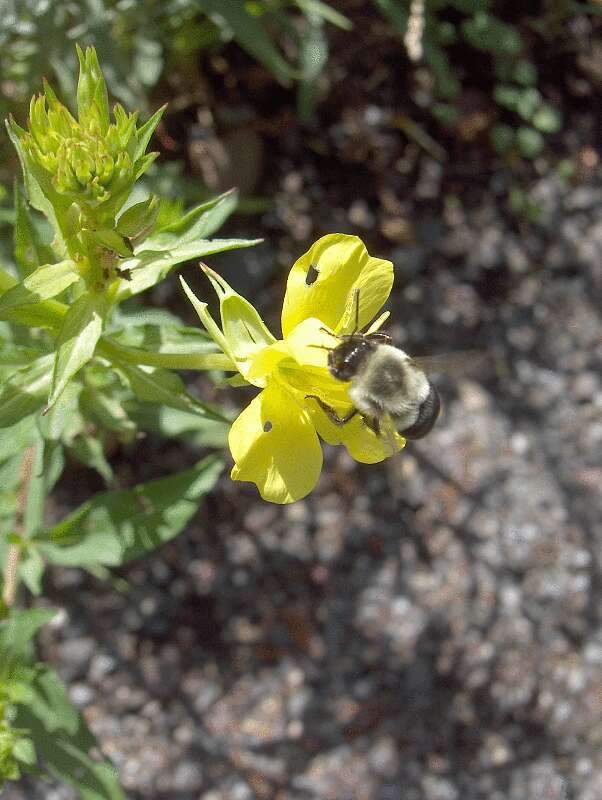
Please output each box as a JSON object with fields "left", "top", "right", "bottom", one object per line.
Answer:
{"left": 328, "top": 334, "right": 378, "bottom": 382}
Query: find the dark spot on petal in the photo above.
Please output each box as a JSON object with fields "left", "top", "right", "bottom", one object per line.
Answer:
{"left": 305, "top": 263, "right": 319, "bottom": 285}
{"left": 263, "top": 420, "right": 272, "bottom": 432}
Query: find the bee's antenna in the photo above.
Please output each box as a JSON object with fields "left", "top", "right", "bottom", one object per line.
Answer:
{"left": 319, "top": 326, "right": 339, "bottom": 339}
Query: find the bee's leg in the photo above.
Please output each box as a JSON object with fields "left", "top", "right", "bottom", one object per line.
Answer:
{"left": 362, "top": 415, "right": 381, "bottom": 435}
{"left": 305, "top": 395, "right": 358, "bottom": 426}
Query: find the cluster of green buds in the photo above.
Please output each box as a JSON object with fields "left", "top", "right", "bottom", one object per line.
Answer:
{"left": 7, "top": 45, "right": 164, "bottom": 276}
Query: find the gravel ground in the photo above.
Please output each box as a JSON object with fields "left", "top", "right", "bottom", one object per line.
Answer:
{"left": 6, "top": 160, "right": 602, "bottom": 799}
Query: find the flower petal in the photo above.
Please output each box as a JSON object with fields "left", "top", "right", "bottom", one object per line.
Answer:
{"left": 229, "top": 381, "right": 323, "bottom": 504}
{"left": 308, "top": 403, "right": 405, "bottom": 463}
{"left": 246, "top": 318, "right": 333, "bottom": 386}
{"left": 281, "top": 234, "right": 394, "bottom": 337}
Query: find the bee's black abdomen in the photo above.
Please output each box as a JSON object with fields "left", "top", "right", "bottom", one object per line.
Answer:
{"left": 400, "top": 383, "right": 441, "bottom": 439}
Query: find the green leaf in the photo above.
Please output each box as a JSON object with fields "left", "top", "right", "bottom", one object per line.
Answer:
{"left": 532, "top": 104, "right": 562, "bottom": 133}
{"left": 295, "top": 0, "right": 353, "bottom": 29}
{"left": 133, "top": 104, "right": 167, "bottom": 163}
{"left": 424, "top": 41, "right": 461, "bottom": 99}
{"left": 38, "top": 454, "right": 224, "bottom": 567}
{"left": 69, "top": 434, "right": 114, "bottom": 484}
{"left": 0, "top": 260, "right": 80, "bottom": 320}
{"left": 126, "top": 403, "right": 229, "bottom": 449}
{"left": 462, "top": 13, "right": 522, "bottom": 55}
{"left": 513, "top": 59, "right": 537, "bottom": 86}
{"left": 297, "top": 12, "right": 329, "bottom": 121}
{"left": 76, "top": 44, "right": 110, "bottom": 135}
{"left": 490, "top": 123, "right": 515, "bottom": 154}
{"left": 79, "top": 386, "right": 137, "bottom": 439}
{"left": 0, "top": 354, "right": 54, "bottom": 429}
{"left": 115, "top": 362, "right": 224, "bottom": 419}
{"left": 48, "top": 291, "right": 106, "bottom": 408}
{"left": 198, "top": 0, "right": 295, "bottom": 86}
{"left": 6, "top": 119, "right": 64, "bottom": 241}
{"left": 23, "top": 665, "right": 78, "bottom": 735}
{"left": 115, "top": 237, "right": 262, "bottom": 301}
{"left": 23, "top": 439, "right": 46, "bottom": 538}
{"left": 12, "top": 736, "right": 36, "bottom": 766}
{"left": 142, "top": 189, "right": 239, "bottom": 251}
{"left": 115, "top": 195, "right": 160, "bottom": 240}
{"left": 0, "top": 608, "right": 56, "bottom": 674}
{"left": 13, "top": 183, "right": 54, "bottom": 279}
{"left": 19, "top": 547, "right": 45, "bottom": 596}
{"left": 0, "top": 415, "right": 38, "bottom": 462}
{"left": 516, "top": 126, "right": 544, "bottom": 158}
{"left": 15, "top": 669, "right": 124, "bottom": 800}
{"left": 516, "top": 87, "right": 542, "bottom": 121}
{"left": 373, "top": 0, "right": 408, "bottom": 35}
{"left": 39, "top": 381, "right": 84, "bottom": 442}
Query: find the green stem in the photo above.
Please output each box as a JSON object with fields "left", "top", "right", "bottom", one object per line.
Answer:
{"left": 2, "top": 445, "right": 36, "bottom": 608}
{"left": 98, "top": 337, "right": 236, "bottom": 372}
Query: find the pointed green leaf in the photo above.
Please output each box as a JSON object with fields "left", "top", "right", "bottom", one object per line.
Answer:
{"left": 0, "top": 608, "right": 56, "bottom": 674}
{"left": 48, "top": 291, "right": 106, "bottom": 408}
{"left": 133, "top": 104, "right": 167, "bottom": 163}
{"left": 0, "top": 415, "right": 38, "bottom": 462}
{"left": 115, "top": 237, "right": 262, "bottom": 301}
{"left": 12, "top": 736, "right": 36, "bottom": 766}
{"left": 15, "top": 667, "right": 124, "bottom": 799}
{"left": 76, "top": 44, "right": 110, "bottom": 134}
{"left": 295, "top": 0, "right": 352, "bottom": 29}
{"left": 79, "top": 387, "right": 137, "bottom": 438}
{"left": 23, "top": 665, "right": 79, "bottom": 735}
{"left": 0, "top": 260, "right": 80, "bottom": 320}
{"left": 13, "top": 183, "right": 54, "bottom": 279}
{"left": 69, "top": 434, "right": 113, "bottom": 484}
{"left": 19, "top": 547, "right": 45, "bottom": 596}
{"left": 115, "top": 195, "right": 160, "bottom": 240}
{"left": 145, "top": 189, "right": 238, "bottom": 251}
{"left": 126, "top": 403, "right": 229, "bottom": 449}
{"left": 115, "top": 362, "right": 224, "bottom": 420}
{"left": 198, "top": 0, "right": 295, "bottom": 86}
{"left": 38, "top": 454, "right": 224, "bottom": 567}
{"left": 5, "top": 119, "right": 64, "bottom": 239}
{"left": 0, "top": 354, "right": 54, "bottom": 429}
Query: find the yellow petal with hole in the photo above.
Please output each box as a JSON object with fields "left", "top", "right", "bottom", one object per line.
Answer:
{"left": 229, "top": 380, "right": 323, "bottom": 504}
{"left": 281, "top": 234, "right": 394, "bottom": 337}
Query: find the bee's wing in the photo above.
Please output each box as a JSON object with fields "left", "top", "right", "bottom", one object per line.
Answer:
{"left": 410, "top": 349, "right": 485, "bottom": 377}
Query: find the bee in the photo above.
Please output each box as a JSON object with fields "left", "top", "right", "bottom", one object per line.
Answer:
{"left": 306, "top": 292, "right": 481, "bottom": 446}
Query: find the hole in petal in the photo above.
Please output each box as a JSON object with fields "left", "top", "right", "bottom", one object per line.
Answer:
{"left": 263, "top": 420, "right": 273, "bottom": 432}
{"left": 305, "top": 263, "right": 319, "bottom": 285}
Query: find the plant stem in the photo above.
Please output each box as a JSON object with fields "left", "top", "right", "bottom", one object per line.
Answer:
{"left": 2, "top": 444, "right": 36, "bottom": 608}
{"left": 98, "top": 337, "right": 236, "bottom": 372}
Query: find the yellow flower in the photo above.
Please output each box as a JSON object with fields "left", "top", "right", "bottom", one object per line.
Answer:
{"left": 181, "top": 234, "right": 405, "bottom": 504}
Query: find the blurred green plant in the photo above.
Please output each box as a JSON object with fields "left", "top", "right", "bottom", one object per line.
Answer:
{"left": 0, "top": 45, "right": 259, "bottom": 795}
{"left": 374, "top": 0, "right": 599, "bottom": 159}
{"left": 4, "top": 0, "right": 594, "bottom": 177}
